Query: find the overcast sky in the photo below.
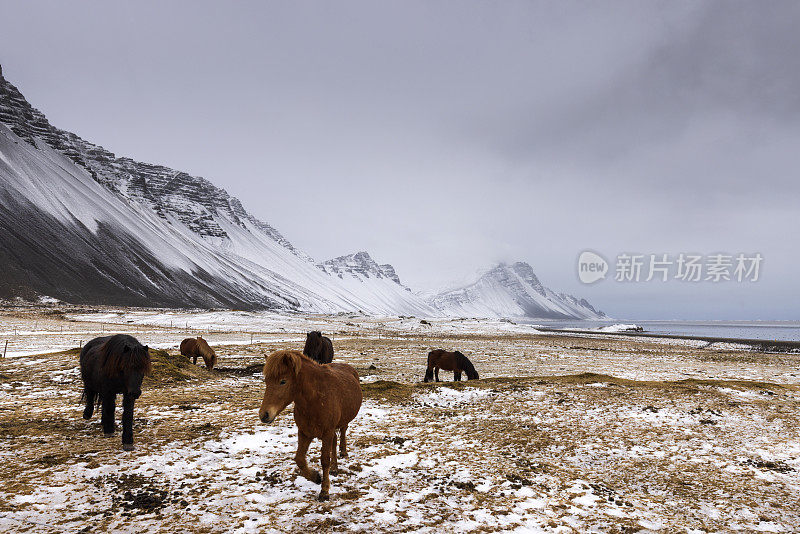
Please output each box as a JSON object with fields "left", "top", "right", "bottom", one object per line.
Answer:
{"left": 1, "top": 1, "right": 799, "bottom": 319}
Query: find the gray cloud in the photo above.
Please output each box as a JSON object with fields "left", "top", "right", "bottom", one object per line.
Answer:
{"left": 1, "top": 0, "right": 798, "bottom": 318}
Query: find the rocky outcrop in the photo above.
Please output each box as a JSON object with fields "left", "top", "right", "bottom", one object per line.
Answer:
{"left": 319, "top": 251, "right": 405, "bottom": 286}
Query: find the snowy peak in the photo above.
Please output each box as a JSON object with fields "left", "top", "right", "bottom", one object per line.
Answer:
{"left": 507, "top": 262, "right": 546, "bottom": 297}
{"left": 319, "top": 251, "right": 404, "bottom": 286}
{"left": 430, "top": 261, "right": 605, "bottom": 319}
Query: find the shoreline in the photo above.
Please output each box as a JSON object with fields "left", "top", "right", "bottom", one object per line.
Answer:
{"left": 533, "top": 326, "right": 800, "bottom": 353}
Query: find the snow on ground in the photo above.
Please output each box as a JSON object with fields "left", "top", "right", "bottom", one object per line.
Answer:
{"left": 1, "top": 306, "right": 800, "bottom": 532}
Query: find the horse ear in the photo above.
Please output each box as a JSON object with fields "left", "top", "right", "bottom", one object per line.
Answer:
{"left": 285, "top": 352, "right": 302, "bottom": 377}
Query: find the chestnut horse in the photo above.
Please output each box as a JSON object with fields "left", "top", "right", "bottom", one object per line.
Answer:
{"left": 424, "top": 349, "right": 479, "bottom": 382}
{"left": 80, "top": 334, "right": 152, "bottom": 450}
{"left": 259, "top": 350, "right": 361, "bottom": 501}
{"left": 180, "top": 336, "right": 217, "bottom": 370}
{"left": 303, "top": 331, "right": 334, "bottom": 364}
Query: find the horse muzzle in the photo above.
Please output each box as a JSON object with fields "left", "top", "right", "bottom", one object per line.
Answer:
{"left": 259, "top": 410, "right": 276, "bottom": 424}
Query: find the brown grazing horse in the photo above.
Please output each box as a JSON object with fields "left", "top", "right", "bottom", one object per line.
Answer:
{"left": 80, "top": 334, "right": 152, "bottom": 450}
{"left": 180, "top": 336, "right": 217, "bottom": 370}
{"left": 303, "top": 331, "right": 334, "bottom": 364}
{"left": 424, "top": 349, "right": 479, "bottom": 382}
{"left": 259, "top": 350, "right": 361, "bottom": 501}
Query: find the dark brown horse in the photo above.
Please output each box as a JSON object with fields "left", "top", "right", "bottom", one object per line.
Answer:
{"left": 259, "top": 350, "right": 361, "bottom": 501}
{"left": 424, "top": 349, "right": 479, "bottom": 382}
{"left": 180, "top": 336, "right": 217, "bottom": 370}
{"left": 303, "top": 331, "right": 334, "bottom": 364}
{"left": 80, "top": 334, "right": 152, "bottom": 450}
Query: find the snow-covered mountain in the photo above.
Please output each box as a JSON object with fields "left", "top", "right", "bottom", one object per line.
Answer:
{"left": 0, "top": 66, "right": 605, "bottom": 320}
{"left": 429, "top": 262, "right": 606, "bottom": 319}
{"left": 318, "top": 252, "right": 436, "bottom": 316}
{"left": 0, "top": 65, "right": 430, "bottom": 315}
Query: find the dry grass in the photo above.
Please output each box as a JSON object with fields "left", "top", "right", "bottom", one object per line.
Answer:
{"left": 0, "top": 306, "right": 799, "bottom": 532}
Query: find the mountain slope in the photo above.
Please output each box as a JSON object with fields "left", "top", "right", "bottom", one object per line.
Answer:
{"left": 429, "top": 262, "right": 606, "bottom": 319}
{"left": 319, "top": 252, "right": 437, "bottom": 316}
{"left": 0, "top": 66, "right": 428, "bottom": 314}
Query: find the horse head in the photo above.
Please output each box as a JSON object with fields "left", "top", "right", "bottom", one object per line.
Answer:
{"left": 455, "top": 351, "right": 479, "bottom": 380}
{"left": 124, "top": 344, "right": 150, "bottom": 397}
{"left": 259, "top": 350, "right": 303, "bottom": 424}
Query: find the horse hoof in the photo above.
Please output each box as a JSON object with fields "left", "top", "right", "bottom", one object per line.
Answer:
{"left": 122, "top": 443, "right": 135, "bottom": 451}
{"left": 317, "top": 491, "right": 329, "bottom": 502}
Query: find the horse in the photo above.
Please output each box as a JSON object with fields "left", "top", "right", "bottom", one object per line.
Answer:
{"left": 180, "top": 336, "right": 217, "bottom": 370}
{"left": 423, "top": 349, "right": 479, "bottom": 382}
{"left": 80, "top": 334, "right": 152, "bottom": 451}
{"left": 259, "top": 350, "right": 361, "bottom": 501}
{"left": 303, "top": 331, "right": 334, "bottom": 364}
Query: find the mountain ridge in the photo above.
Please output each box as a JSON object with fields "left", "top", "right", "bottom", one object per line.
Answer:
{"left": 0, "top": 66, "right": 428, "bottom": 314}
{"left": 0, "top": 65, "right": 604, "bottom": 319}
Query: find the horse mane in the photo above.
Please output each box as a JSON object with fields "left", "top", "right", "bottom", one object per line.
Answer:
{"left": 100, "top": 335, "right": 152, "bottom": 377}
{"left": 196, "top": 337, "right": 216, "bottom": 358}
{"left": 264, "top": 350, "right": 311, "bottom": 379}
{"left": 455, "top": 351, "right": 478, "bottom": 379}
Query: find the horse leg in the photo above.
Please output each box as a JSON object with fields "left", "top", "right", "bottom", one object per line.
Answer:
{"left": 83, "top": 389, "right": 97, "bottom": 420}
{"left": 318, "top": 431, "right": 334, "bottom": 501}
{"left": 121, "top": 393, "right": 136, "bottom": 451}
{"left": 101, "top": 393, "right": 116, "bottom": 435}
{"left": 435, "top": 367, "right": 440, "bottom": 382}
{"left": 330, "top": 431, "right": 339, "bottom": 474}
{"left": 193, "top": 355, "right": 198, "bottom": 365}
{"left": 295, "top": 431, "right": 321, "bottom": 484}
{"left": 454, "top": 371, "right": 462, "bottom": 381}
{"left": 339, "top": 425, "right": 348, "bottom": 458}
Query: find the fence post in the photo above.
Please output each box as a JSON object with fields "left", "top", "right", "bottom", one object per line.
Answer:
{"left": 2, "top": 340, "right": 7, "bottom": 359}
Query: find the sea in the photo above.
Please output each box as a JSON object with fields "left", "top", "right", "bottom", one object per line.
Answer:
{"left": 522, "top": 319, "right": 800, "bottom": 342}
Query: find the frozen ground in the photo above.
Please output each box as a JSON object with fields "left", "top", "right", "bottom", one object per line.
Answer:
{"left": 1, "top": 305, "right": 799, "bottom": 532}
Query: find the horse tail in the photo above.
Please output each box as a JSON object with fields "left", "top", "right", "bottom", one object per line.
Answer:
{"left": 455, "top": 351, "right": 479, "bottom": 380}
{"left": 180, "top": 338, "right": 193, "bottom": 356}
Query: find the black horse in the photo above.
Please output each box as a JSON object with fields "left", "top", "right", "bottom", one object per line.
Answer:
{"left": 303, "top": 331, "right": 334, "bottom": 364}
{"left": 80, "top": 334, "right": 152, "bottom": 451}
